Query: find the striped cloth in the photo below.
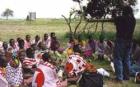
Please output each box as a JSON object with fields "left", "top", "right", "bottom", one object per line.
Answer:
{"left": 32, "top": 61, "right": 63, "bottom": 87}
{"left": 23, "top": 57, "right": 37, "bottom": 69}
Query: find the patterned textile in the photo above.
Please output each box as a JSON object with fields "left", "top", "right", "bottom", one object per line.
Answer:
{"left": 65, "top": 54, "right": 86, "bottom": 75}
{"left": 0, "top": 74, "right": 8, "bottom": 87}
{"left": 23, "top": 57, "right": 37, "bottom": 69}
{"left": 6, "top": 62, "right": 23, "bottom": 86}
{"left": 32, "top": 61, "right": 62, "bottom": 87}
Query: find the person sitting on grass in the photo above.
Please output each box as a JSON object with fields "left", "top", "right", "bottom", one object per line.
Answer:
{"left": 23, "top": 48, "right": 37, "bottom": 74}
{"left": 1, "top": 41, "right": 8, "bottom": 53}
{"left": 50, "top": 32, "right": 64, "bottom": 54}
{"left": 37, "top": 41, "right": 47, "bottom": 51}
{"left": 32, "top": 52, "right": 67, "bottom": 87}
{"left": 17, "top": 38, "right": 25, "bottom": 50}
{"left": 32, "top": 35, "right": 41, "bottom": 47}
{"left": 65, "top": 48, "right": 103, "bottom": 87}
{"left": 50, "top": 32, "right": 60, "bottom": 52}
{"left": 5, "top": 52, "right": 23, "bottom": 87}
{"left": 24, "top": 35, "right": 31, "bottom": 50}
{"left": 8, "top": 39, "right": 19, "bottom": 53}
{"left": 130, "top": 41, "right": 140, "bottom": 83}
{"left": 96, "top": 38, "right": 106, "bottom": 61}
{"left": 65, "top": 49, "right": 87, "bottom": 84}
{"left": 42, "top": 33, "right": 51, "bottom": 50}
{"left": 87, "top": 35, "right": 96, "bottom": 54}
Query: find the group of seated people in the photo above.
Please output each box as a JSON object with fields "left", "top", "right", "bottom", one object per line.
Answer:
{"left": 0, "top": 32, "right": 140, "bottom": 87}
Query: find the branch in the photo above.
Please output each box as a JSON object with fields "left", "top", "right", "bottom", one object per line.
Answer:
{"left": 82, "top": 21, "right": 89, "bottom": 32}
{"left": 62, "top": 15, "right": 72, "bottom": 33}
{"left": 73, "top": 1, "right": 84, "bottom": 36}
{"left": 74, "top": 15, "right": 83, "bottom": 36}
{"left": 94, "top": 19, "right": 99, "bottom": 33}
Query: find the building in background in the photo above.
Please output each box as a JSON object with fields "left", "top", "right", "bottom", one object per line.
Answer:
{"left": 26, "top": 12, "right": 36, "bottom": 21}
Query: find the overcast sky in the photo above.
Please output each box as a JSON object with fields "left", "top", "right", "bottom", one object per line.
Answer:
{"left": 0, "top": 0, "right": 139, "bottom": 19}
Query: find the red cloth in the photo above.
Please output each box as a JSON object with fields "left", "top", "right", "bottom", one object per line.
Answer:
{"left": 35, "top": 68, "right": 44, "bottom": 87}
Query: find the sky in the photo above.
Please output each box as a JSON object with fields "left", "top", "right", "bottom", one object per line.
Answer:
{"left": 0, "top": 0, "right": 139, "bottom": 19}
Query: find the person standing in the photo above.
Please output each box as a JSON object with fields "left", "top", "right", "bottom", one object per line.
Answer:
{"left": 113, "top": 6, "right": 136, "bottom": 82}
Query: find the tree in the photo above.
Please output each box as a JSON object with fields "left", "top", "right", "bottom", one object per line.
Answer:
{"left": 62, "top": 5, "right": 85, "bottom": 38}
{"left": 1, "top": 8, "right": 14, "bottom": 20}
{"left": 74, "top": 0, "right": 137, "bottom": 19}
{"left": 71, "top": 0, "right": 137, "bottom": 36}
{"left": 63, "top": 0, "right": 137, "bottom": 39}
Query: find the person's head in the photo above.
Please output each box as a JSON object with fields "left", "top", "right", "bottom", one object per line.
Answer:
{"left": 69, "top": 37, "right": 74, "bottom": 43}
{"left": 0, "top": 57, "right": 7, "bottom": 68}
{"left": 16, "top": 37, "right": 21, "bottom": 42}
{"left": 35, "top": 35, "right": 40, "bottom": 42}
{"left": 10, "top": 56, "right": 20, "bottom": 68}
{"left": 26, "top": 48, "right": 35, "bottom": 58}
{"left": 5, "top": 51, "right": 12, "bottom": 62}
{"left": 2, "top": 41, "right": 8, "bottom": 50}
{"left": 26, "top": 35, "right": 31, "bottom": 42}
{"left": 44, "top": 33, "right": 49, "bottom": 40}
{"left": 18, "top": 49, "right": 26, "bottom": 62}
{"left": 73, "top": 44, "right": 81, "bottom": 55}
{"left": 42, "top": 52, "right": 51, "bottom": 62}
{"left": 9, "top": 39, "right": 15, "bottom": 47}
{"left": 5, "top": 51, "right": 19, "bottom": 68}
{"left": 18, "top": 39, "right": 25, "bottom": 49}
{"left": 50, "top": 32, "right": 55, "bottom": 38}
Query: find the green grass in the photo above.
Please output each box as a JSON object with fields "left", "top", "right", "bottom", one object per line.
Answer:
{"left": 0, "top": 19, "right": 68, "bottom": 41}
{"left": 0, "top": 19, "right": 140, "bottom": 87}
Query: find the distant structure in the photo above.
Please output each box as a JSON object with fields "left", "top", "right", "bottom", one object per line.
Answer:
{"left": 26, "top": 12, "right": 36, "bottom": 21}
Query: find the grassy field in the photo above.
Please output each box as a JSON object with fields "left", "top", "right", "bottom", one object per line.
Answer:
{"left": 0, "top": 18, "right": 140, "bottom": 41}
{"left": 0, "top": 19, "right": 140, "bottom": 87}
